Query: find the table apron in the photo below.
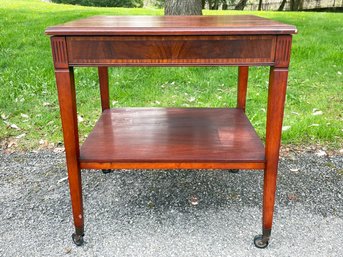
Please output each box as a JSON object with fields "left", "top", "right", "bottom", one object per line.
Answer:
{"left": 66, "top": 35, "right": 277, "bottom": 66}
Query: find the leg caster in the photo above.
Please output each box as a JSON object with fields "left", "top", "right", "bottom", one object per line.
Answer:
{"left": 254, "top": 234, "right": 269, "bottom": 248}
{"left": 229, "top": 169, "right": 239, "bottom": 173}
{"left": 102, "top": 169, "right": 112, "bottom": 174}
{"left": 72, "top": 233, "right": 84, "bottom": 246}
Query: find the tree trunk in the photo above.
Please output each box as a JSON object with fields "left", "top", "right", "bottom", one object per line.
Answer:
{"left": 165, "top": 0, "right": 203, "bottom": 15}
{"left": 290, "top": 0, "right": 300, "bottom": 10}
{"left": 207, "top": 0, "right": 217, "bottom": 10}
{"left": 258, "top": 0, "right": 263, "bottom": 10}
{"left": 299, "top": 0, "right": 304, "bottom": 10}
{"left": 234, "top": 0, "right": 248, "bottom": 10}
{"left": 290, "top": 0, "right": 295, "bottom": 10}
{"left": 278, "top": 0, "right": 287, "bottom": 11}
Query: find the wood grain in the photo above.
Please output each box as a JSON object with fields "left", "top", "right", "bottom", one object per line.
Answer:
{"left": 45, "top": 15, "right": 297, "bottom": 36}
{"left": 263, "top": 67, "right": 289, "bottom": 236}
{"left": 80, "top": 162, "right": 265, "bottom": 170}
{"left": 47, "top": 15, "right": 296, "bottom": 244}
{"left": 66, "top": 35, "right": 276, "bottom": 66}
{"left": 237, "top": 66, "right": 249, "bottom": 111}
{"left": 55, "top": 68, "right": 84, "bottom": 236}
{"left": 80, "top": 108, "right": 265, "bottom": 167}
{"left": 274, "top": 35, "right": 293, "bottom": 68}
{"left": 50, "top": 37, "right": 68, "bottom": 69}
{"left": 98, "top": 67, "right": 110, "bottom": 111}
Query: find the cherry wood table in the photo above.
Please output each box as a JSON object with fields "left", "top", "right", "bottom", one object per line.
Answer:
{"left": 46, "top": 15, "right": 296, "bottom": 248}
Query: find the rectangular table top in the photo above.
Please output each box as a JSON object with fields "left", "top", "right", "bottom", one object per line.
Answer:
{"left": 45, "top": 15, "right": 297, "bottom": 36}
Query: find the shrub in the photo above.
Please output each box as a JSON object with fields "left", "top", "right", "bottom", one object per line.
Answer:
{"left": 51, "top": 0, "right": 143, "bottom": 8}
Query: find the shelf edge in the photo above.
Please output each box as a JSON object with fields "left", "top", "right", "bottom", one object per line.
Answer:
{"left": 80, "top": 161, "right": 265, "bottom": 170}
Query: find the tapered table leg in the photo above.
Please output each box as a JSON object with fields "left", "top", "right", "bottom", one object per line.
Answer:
{"left": 237, "top": 66, "right": 249, "bottom": 112}
{"left": 255, "top": 67, "right": 288, "bottom": 248}
{"left": 229, "top": 66, "right": 249, "bottom": 174}
{"left": 98, "top": 67, "right": 110, "bottom": 112}
{"left": 98, "top": 67, "right": 112, "bottom": 174}
{"left": 55, "top": 67, "right": 84, "bottom": 245}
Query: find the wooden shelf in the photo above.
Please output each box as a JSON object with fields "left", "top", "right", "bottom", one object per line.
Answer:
{"left": 79, "top": 108, "right": 265, "bottom": 169}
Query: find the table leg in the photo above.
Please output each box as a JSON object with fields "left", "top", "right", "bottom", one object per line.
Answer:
{"left": 98, "top": 67, "right": 113, "bottom": 174}
{"left": 229, "top": 66, "right": 249, "bottom": 174}
{"left": 255, "top": 67, "right": 288, "bottom": 248}
{"left": 237, "top": 66, "right": 249, "bottom": 112}
{"left": 98, "top": 67, "right": 110, "bottom": 112}
{"left": 55, "top": 67, "right": 84, "bottom": 246}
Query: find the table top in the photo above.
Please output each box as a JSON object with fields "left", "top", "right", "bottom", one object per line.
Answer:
{"left": 45, "top": 15, "right": 297, "bottom": 36}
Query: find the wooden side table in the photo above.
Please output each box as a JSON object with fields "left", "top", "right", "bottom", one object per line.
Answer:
{"left": 46, "top": 15, "right": 297, "bottom": 248}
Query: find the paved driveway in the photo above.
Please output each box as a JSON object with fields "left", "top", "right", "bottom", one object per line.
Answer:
{"left": 0, "top": 151, "right": 342, "bottom": 256}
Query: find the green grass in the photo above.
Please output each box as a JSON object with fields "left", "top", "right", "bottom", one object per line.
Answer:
{"left": 0, "top": 0, "right": 342, "bottom": 150}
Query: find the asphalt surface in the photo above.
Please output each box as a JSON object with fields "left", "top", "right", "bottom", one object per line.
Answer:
{"left": 0, "top": 151, "right": 342, "bottom": 257}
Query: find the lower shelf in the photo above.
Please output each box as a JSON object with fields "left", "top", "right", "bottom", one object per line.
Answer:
{"left": 79, "top": 108, "right": 265, "bottom": 169}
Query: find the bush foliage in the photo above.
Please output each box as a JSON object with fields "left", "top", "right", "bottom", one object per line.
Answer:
{"left": 51, "top": 0, "right": 143, "bottom": 8}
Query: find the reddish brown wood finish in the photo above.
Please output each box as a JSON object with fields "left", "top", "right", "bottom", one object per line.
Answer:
{"left": 263, "top": 66, "right": 289, "bottom": 240}
{"left": 54, "top": 67, "right": 84, "bottom": 236}
{"left": 45, "top": 15, "right": 297, "bottom": 36}
{"left": 80, "top": 108, "right": 265, "bottom": 166}
{"left": 260, "top": 36, "right": 292, "bottom": 241}
{"left": 237, "top": 66, "right": 249, "bottom": 112}
{"left": 274, "top": 35, "right": 293, "bottom": 68}
{"left": 66, "top": 36, "right": 276, "bottom": 66}
{"left": 50, "top": 37, "right": 68, "bottom": 69}
{"left": 80, "top": 162, "right": 265, "bottom": 170}
{"left": 47, "top": 15, "right": 296, "bottom": 246}
{"left": 98, "top": 67, "right": 110, "bottom": 111}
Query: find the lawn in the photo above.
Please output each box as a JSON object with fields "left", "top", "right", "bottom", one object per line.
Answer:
{"left": 0, "top": 0, "right": 342, "bottom": 150}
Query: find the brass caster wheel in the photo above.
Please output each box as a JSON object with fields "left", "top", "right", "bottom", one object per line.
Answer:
{"left": 72, "top": 233, "right": 84, "bottom": 246}
{"left": 229, "top": 169, "right": 239, "bottom": 173}
{"left": 254, "top": 235, "right": 269, "bottom": 249}
{"left": 102, "top": 169, "right": 112, "bottom": 174}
